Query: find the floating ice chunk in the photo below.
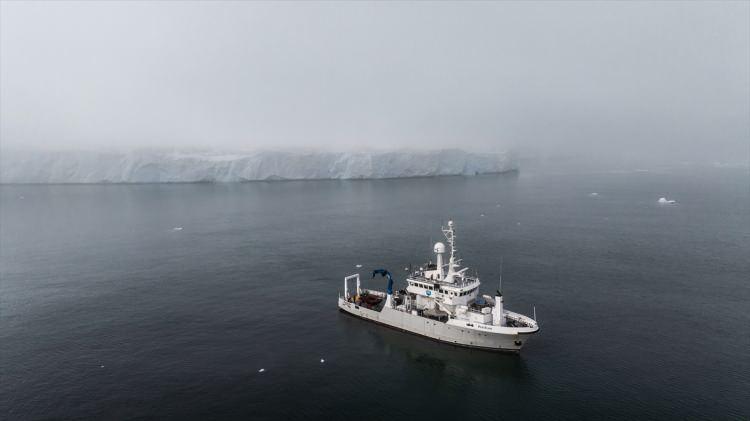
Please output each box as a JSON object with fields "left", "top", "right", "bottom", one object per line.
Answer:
{"left": 320, "top": 358, "right": 325, "bottom": 363}
{"left": 589, "top": 192, "right": 599, "bottom": 197}
{"left": 355, "top": 264, "right": 362, "bottom": 268}
{"left": 100, "top": 365, "right": 104, "bottom": 368}
{"left": 258, "top": 368, "right": 265, "bottom": 373}
{"left": 657, "top": 197, "right": 676, "bottom": 204}
{"left": 172, "top": 227, "right": 183, "bottom": 231}
{"left": 480, "top": 213, "right": 485, "bottom": 217}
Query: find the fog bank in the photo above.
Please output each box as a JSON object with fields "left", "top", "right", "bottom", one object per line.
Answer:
{"left": 1, "top": 2, "right": 748, "bottom": 165}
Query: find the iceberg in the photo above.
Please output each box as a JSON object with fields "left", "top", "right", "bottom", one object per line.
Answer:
{"left": 657, "top": 197, "right": 676, "bottom": 204}
{"left": 0, "top": 149, "right": 517, "bottom": 184}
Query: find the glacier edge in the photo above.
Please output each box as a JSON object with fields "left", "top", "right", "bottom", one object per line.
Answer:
{"left": 0, "top": 149, "right": 518, "bottom": 184}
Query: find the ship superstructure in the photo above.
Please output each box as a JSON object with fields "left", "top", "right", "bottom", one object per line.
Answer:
{"left": 338, "top": 220, "right": 539, "bottom": 353}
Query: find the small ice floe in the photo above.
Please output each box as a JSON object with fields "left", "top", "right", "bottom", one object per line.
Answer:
{"left": 516, "top": 222, "right": 521, "bottom": 226}
{"left": 320, "top": 358, "right": 325, "bottom": 363}
{"left": 589, "top": 192, "right": 599, "bottom": 197}
{"left": 355, "top": 264, "right": 362, "bottom": 268}
{"left": 100, "top": 365, "right": 104, "bottom": 368}
{"left": 480, "top": 213, "right": 485, "bottom": 217}
{"left": 657, "top": 197, "right": 676, "bottom": 205}
{"left": 258, "top": 368, "right": 265, "bottom": 373}
{"left": 172, "top": 227, "right": 183, "bottom": 231}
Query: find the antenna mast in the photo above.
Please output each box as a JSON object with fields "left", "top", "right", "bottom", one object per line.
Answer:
{"left": 442, "top": 220, "right": 456, "bottom": 262}
{"left": 441, "top": 220, "right": 458, "bottom": 283}
{"left": 498, "top": 257, "right": 503, "bottom": 296}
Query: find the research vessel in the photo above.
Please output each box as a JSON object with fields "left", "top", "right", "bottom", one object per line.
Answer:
{"left": 338, "top": 220, "right": 539, "bottom": 353}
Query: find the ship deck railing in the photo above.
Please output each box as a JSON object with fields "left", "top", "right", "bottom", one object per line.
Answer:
{"left": 408, "top": 273, "right": 479, "bottom": 288}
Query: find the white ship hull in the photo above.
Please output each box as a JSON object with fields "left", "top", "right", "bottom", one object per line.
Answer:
{"left": 338, "top": 297, "right": 537, "bottom": 353}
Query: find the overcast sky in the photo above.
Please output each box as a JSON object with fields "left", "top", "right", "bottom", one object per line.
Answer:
{"left": 1, "top": 1, "right": 748, "bottom": 163}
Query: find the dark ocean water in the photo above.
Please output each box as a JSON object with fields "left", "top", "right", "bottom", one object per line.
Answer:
{"left": 1, "top": 167, "right": 749, "bottom": 420}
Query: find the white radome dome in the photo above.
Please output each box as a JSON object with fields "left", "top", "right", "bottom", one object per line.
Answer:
{"left": 434, "top": 242, "right": 446, "bottom": 254}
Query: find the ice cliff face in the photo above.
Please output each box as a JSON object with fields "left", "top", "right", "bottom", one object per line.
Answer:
{"left": 0, "top": 149, "right": 517, "bottom": 183}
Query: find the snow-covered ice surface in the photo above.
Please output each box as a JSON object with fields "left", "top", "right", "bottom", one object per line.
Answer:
{"left": 0, "top": 149, "right": 517, "bottom": 184}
